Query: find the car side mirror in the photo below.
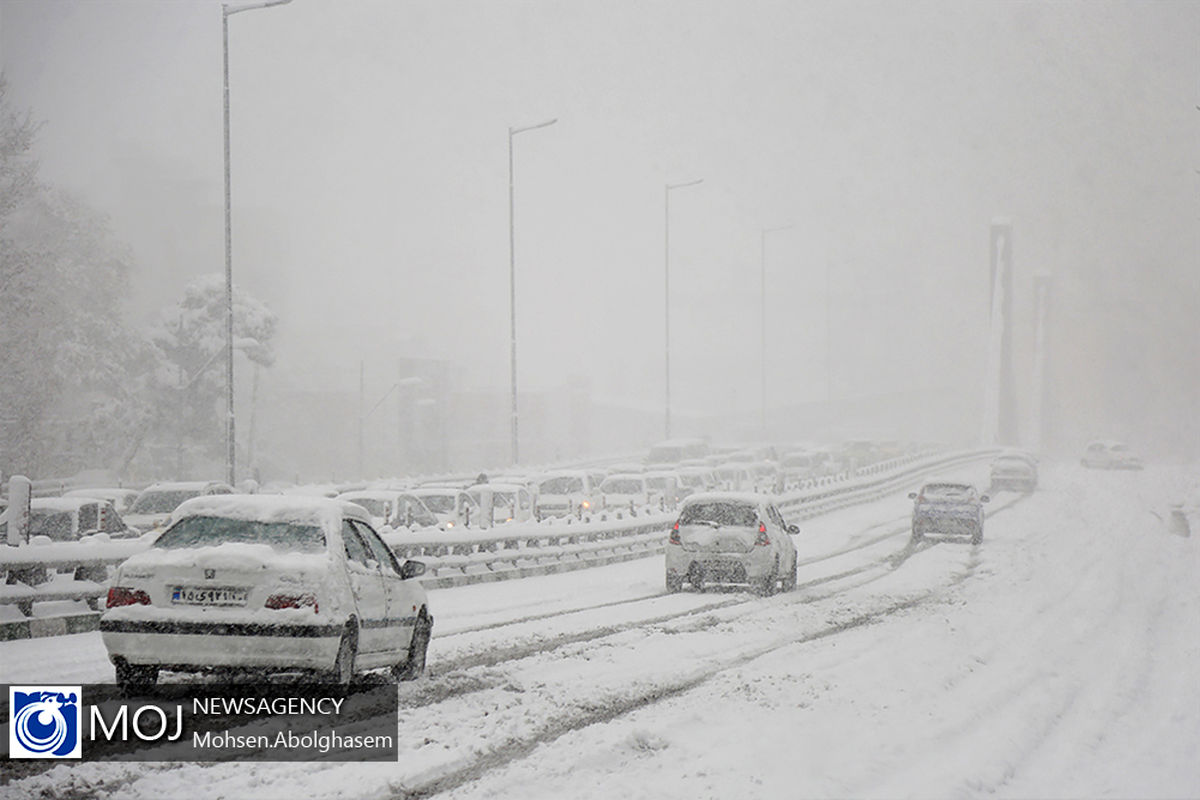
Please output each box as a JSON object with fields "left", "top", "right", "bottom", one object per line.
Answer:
{"left": 400, "top": 560, "right": 426, "bottom": 580}
{"left": 981, "top": 495, "right": 990, "bottom": 503}
{"left": 787, "top": 524, "right": 799, "bottom": 535}
{"left": 908, "top": 492, "right": 917, "bottom": 500}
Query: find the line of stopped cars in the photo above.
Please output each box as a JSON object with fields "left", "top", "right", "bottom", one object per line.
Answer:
{"left": 35, "top": 437, "right": 1092, "bottom": 691}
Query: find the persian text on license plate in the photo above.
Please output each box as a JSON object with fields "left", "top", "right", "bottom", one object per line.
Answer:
{"left": 171, "top": 586, "right": 249, "bottom": 606}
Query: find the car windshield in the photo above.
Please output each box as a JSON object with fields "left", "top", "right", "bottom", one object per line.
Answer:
{"left": 130, "top": 489, "right": 201, "bottom": 515}
{"left": 540, "top": 477, "right": 583, "bottom": 494}
{"left": 646, "top": 477, "right": 671, "bottom": 489}
{"left": 29, "top": 510, "right": 74, "bottom": 540}
{"left": 154, "top": 515, "right": 326, "bottom": 552}
{"left": 346, "top": 498, "right": 389, "bottom": 518}
{"left": 921, "top": 484, "right": 973, "bottom": 500}
{"left": 994, "top": 458, "right": 1028, "bottom": 469}
{"left": 419, "top": 494, "right": 456, "bottom": 513}
{"left": 680, "top": 501, "right": 758, "bottom": 528}
{"left": 602, "top": 479, "right": 643, "bottom": 493}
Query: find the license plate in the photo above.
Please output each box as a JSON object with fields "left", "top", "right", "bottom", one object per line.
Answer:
{"left": 171, "top": 586, "right": 249, "bottom": 606}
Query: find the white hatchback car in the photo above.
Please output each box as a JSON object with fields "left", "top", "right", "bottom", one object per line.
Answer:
{"left": 100, "top": 495, "right": 431, "bottom": 690}
{"left": 665, "top": 492, "right": 799, "bottom": 595}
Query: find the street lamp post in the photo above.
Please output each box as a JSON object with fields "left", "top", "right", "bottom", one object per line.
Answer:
{"left": 222, "top": 0, "right": 291, "bottom": 487}
{"left": 508, "top": 117, "right": 558, "bottom": 466}
{"left": 664, "top": 178, "right": 703, "bottom": 440}
{"left": 760, "top": 224, "right": 794, "bottom": 436}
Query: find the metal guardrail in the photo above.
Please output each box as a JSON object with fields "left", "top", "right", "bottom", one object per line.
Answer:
{"left": 0, "top": 447, "right": 998, "bottom": 639}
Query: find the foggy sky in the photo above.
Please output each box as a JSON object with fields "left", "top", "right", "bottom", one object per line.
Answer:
{"left": 1, "top": 0, "right": 1197, "bottom": 451}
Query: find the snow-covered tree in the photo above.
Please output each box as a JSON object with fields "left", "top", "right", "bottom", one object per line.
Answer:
{"left": 136, "top": 274, "right": 278, "bottom": 475}
{"left": 0, "top": 76, "right": 143, "bottom": 478}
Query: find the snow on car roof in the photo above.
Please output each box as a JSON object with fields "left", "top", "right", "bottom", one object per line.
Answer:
{"left": 63, "top": 488, "right": 138, "bottom": 498}
{"left": 140, "top": 480, "right": 229, "bottom": 491}
{"left": 336, "top": 489, "right": 405, "bottom": 500}
{"left": 681, "top": 491, "right": 768, "bottom": 507}
{"left": 30, "top": 497, "right": 104, "bottom": 512}
{"left": 170, "top": 494, "right": 366, "bottom": 531}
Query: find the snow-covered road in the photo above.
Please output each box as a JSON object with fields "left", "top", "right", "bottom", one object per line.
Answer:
{"left": 3, "top": 461, "right": 1197, "bottom": 799}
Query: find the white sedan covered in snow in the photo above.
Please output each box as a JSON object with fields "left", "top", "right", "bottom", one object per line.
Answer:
{"left": 100, "top": 495, "right": 431, "bottom": 690}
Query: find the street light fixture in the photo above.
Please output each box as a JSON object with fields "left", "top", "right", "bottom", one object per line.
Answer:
{"left": 508, "top": 117, "right": 558, "bottom": 466}
{"left": 760, "top": 224, "right": 795, "bottom": 435}
{"left": 664, "top": 178, "right": 703, "bottom": 440}
{"left": 222, "top": 0, "right": 292, "bottom": 487}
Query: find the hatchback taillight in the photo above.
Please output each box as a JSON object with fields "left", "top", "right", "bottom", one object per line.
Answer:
{"left": 265, "top": 592, "right": 318, "bottom": 613}
{"left": 755, "top": 522, "right": 770, "bottom": 546}
{"left": 107, "top": 587, "right": 151, "bottom": 608}
{"left": 668, "top": 520, "right": 681, "bottom": 545}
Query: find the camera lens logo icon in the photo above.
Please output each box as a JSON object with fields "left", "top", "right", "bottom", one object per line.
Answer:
{"left": 9, "top": 687, "right": 82, "bottom": 759}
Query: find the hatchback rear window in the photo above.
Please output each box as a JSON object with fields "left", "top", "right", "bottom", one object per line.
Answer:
{"left": 920, "top": 484, "right": 972, "bottom": 500}
{"left": 680, "top": 502, "right": 758, "bottom": 527}
{"left": 602, "top": 479, "right": 644, "bottom": 493}
{"left": 154, "top": 515, "right": 326, "bottom": 553}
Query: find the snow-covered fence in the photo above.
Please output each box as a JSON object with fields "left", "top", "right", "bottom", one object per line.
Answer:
{"left": 0, "top": 447, "right": 999, "bottom": 639}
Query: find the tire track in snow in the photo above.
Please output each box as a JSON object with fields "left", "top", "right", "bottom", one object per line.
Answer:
{"left": 403, "top": 493, "right": 1028, "bottom": 712}
{"left": 393, "top": 495, "right": 1034, "bottom": 798}
{"left": 395, "top": 593, "right": 937, "bottom": 799}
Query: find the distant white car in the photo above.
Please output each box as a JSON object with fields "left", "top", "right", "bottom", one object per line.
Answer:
{"left": 674, "top": 467, "right": 714, "bottom": 498}
{"left": 62, "top": 487, "right": 140, "bottom": 515}
{"left": 336, "top": 490, "right": 441, "bottom": 530}
{"left": 642, "top": 470, "right": 683, "bottom": 508}
{"left": 534, "top": 471, "right": 601, "bottom": 519}
{"left": 598, "top": 474, "right": 652, "bottom": 510}
{"left": 410, "top": 487, "right": 479, "bottom": 528}
{"left": 124, "top": 480, "right": 236, "bottom": 533}
{"left": 468, "top": 483, "right": 535, "bottom": 524}
{"left": 100, "top": 495, "right": 431, "bottom": 690}
{"left": 989, "top": 456, "right": 1038, "bottom": 493}
{"left": 665, "top": 492, "right": 799, "bottom": 595}
{"left": 779, "top": 451, "right": 833, "bottom": 482}
{"left": 1081, "top": 440, "right": 1143, "bottom": 470}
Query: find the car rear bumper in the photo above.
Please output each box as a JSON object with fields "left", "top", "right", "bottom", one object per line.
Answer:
{"left": 913, "top": 514, "right": 980, "bottom": 534}
{"left": 100, "top": 619, "right": 343, "bottom": 672}
{"left": 665, "top": 547, "right": 775, "bottom": 584}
